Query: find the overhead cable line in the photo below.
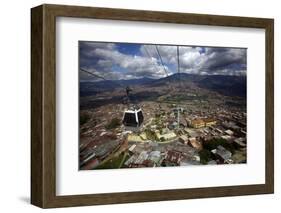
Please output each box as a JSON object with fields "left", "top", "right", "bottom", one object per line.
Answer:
{"left": 80, "top": 68, "right": 124, "bottom": 88}
{"left": 80, "top": 68, "right": 107, "bottom": 81}
{"left": 177, "top": 46, "right": 182, "bottom": 89}
{"left": 155, "top": 45, "right": 170, "bottom": 78}
{"left": 143, "top": 45, "right": 162, "bottom": 73}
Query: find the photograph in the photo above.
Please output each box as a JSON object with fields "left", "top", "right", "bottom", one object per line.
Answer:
{"left": 78, "top": 41, "right": 247, "bottom": 170}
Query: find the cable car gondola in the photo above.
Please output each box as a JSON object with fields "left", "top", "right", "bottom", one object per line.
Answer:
{"left": 122, "top": 86, "right": 144, "bottom": 129}
{"left": 122, "top": 106, "right": 144, "bottom": 128}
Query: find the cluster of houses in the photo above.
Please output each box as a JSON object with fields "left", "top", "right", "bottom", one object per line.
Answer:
{"left": 79, "top": 135, "right": 123, "bottom": 170}
{"left": 80, "top": 103, "right": 247, "bottom": 169}
{"left": 124, "top": 142, "right": 201, "bottom": 168}
{"left": 190, "top": 118, "right": 217, "bottom": 128}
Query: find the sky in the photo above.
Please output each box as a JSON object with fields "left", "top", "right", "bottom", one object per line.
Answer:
{"left": 79, "top": 41, "right": 247, "bottom": 81}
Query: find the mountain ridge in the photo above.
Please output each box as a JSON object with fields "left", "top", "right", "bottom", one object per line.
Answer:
{"left": 80, "top": 73, "right": 246, "bottom": 98}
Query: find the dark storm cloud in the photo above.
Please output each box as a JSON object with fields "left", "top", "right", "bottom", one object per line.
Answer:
{"left": 201, "top": 47, "right": 246, "bottom": 74}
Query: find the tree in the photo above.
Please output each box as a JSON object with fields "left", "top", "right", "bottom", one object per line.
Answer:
{"left": 80, "top": 113, "right": 90, "bottom": 125}
{"left": 199, "top": 149, "right": 213, "bottom": 165}
{"left": 105, "top": 117, "right": 121, "bottom": 130}
{"left": 203, "top": 138, "right": 235, "bottom": 154}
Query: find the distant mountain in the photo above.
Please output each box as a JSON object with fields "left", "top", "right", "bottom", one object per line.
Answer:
{"left": 79, "top": 77, "right": 155, "bottom": 97}
{"left": 196, "top": 74, "right": 246, "bottom": 98}
{"left": 80, "top": 73, "right": 246, "bottom": 98}
{"left": 152, "top": 73, "right": 246, "bottom": 97}
{"left": 116, "top": 77, "right": 155, "bottom": 86}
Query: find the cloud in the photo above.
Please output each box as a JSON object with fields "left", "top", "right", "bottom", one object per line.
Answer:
{"left": 141, "top": 45, "right": 247, "bottom": 75}
{"left": 79, "top": 41, "right": 247, "bottom": 81}
{"left": 80, "top": 42, "right": 169, "bottom": 80}
{"left": 201, "top": 48, "right": 246, "bottom": 73}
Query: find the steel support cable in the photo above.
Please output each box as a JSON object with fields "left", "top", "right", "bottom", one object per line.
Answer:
{"left": 155, "top": 45, "right": 170, "bottom": 78}
{"left": 143, "top": 45, "right": 165, "bottom": 79}
{"left": 80, "top": 68, "right": 124, "bottom": 88}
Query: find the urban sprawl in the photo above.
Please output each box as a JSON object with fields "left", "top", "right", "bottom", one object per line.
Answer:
{"left": 79, "top": 95, "right": 247, "bottom": 170}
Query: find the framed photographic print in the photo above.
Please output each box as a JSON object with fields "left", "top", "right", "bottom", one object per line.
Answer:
{"left": 31, "top": 4, "right": 274, "bottom": 208}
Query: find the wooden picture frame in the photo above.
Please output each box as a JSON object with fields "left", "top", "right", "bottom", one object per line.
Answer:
{"left": 31, "top": 4, "right": 274, "bottom": 208}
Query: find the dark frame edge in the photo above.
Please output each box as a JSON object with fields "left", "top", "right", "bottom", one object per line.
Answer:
{"left": 42, "top": 3, "right": 273, "bottom": 28}
{"left": 31, "top": 5, "right": 44, "bottom": 208}
{"left": 31, "top": 4, "right": 57, "bottom": 208}
{"left": 265, "top": 19, "right": 274, "bottom": 194}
